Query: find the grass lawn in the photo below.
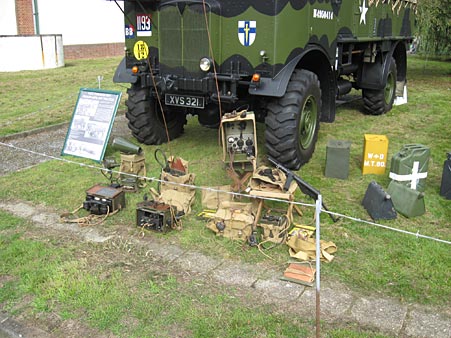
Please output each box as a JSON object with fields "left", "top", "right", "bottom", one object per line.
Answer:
{"left": 0, "top": 55, "right": 450, "bottom": 336}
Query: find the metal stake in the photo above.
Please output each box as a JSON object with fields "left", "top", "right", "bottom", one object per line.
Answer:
{"left": 315, "top": 194, "right": 322, "bottom": 338}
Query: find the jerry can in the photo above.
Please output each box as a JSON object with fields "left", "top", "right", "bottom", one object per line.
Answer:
{"left": 389, "top": 144, "right": 430, "bottom": 192}
{"left": 440, "top": 152, "right": 451, "bottom": 199}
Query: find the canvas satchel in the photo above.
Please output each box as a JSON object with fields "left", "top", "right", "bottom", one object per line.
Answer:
{"left": 201, "top": 185, "right": 233, "bottom": 209}
{"left": 156, "top": 190, "right": 195, "bottom": 215}
{"left": 287, "top": 229, "right": 337, "bottom": 262}
{"left": 119, "top": 153, "right": 147, "bottom": 189}
{"left": 259, "top": 222, "right": 288, "bottom": 244}
{"left": 157, "top": 159, "right": 196, "bottom": 214}
{"left": 206, "top": 201, "right": 255, "bottom": 241}
{"left": 160, "top": 171, "right": 196, "bottom": 194}
{"left": 249, "top": 166, "right": 288, "bottom": 192}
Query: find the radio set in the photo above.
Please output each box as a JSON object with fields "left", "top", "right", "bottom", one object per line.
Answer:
{"left": 83, "top": 184, "right": 126, "bottom": 215}
{"left": 136, "top": 199, "right": 177, "bottom": 232}
{"left": 225, "top": 121, "right": 255, "bottom": 156}
{"left": 221, "top": 111, "right": 257, "bottom": 170}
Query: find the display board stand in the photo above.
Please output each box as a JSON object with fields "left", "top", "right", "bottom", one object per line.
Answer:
{"left": 62, "top": 88, "right": 122, "bottom": 162}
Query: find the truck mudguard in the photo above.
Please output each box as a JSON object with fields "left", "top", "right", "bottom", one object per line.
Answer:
{"left": 113, "top": 57, "right": 138, "bottom": 84}
{"left": 358, "top": 40, "right": 407, "bottom": 90}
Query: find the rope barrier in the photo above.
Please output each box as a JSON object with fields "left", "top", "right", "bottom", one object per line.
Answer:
{"left": 0, "top": 140, "right": 450, "bottom": 246}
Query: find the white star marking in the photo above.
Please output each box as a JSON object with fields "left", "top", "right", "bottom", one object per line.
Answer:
{"left": 360, "top": 0, "right": 369, "bottom": 25}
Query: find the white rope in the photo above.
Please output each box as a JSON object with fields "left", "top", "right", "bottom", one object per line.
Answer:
{"left": 1, "top": 140, "right": 450, "bottom": 246}
{"left": 324, "top": 209, "right": 451, "bottom": 245}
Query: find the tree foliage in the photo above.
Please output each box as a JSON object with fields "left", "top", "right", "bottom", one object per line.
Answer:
{"left": 416, "top": 0, "right": 451, "bottom": 57}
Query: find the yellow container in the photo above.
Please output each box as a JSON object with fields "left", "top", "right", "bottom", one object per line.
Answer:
{"left": 362, "top": 134, "right": 389, "bottom": 175}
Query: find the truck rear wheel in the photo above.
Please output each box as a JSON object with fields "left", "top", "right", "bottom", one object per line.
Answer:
{"left": 362, "top": 57, "right": 397, "bottom": 115}
{"left": 265, "top": 69, "right": 321, "bottom": 170}
{"left": 125, "top": 84, "right": 185, "bottom": 145}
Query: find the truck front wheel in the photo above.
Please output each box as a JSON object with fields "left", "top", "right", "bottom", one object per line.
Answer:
{"left": 362, "top": 57, "right": 397, "bottom": 115}
{"left": 125, "top": 84, "right": 186, "bottom": 145}
{"left": 265, "top": 69, "right": 321, "bottom": 170}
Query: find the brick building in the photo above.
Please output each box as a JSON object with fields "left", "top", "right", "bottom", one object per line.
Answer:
{"left": 15, "top": 0, "right": 35, "bottom": 35}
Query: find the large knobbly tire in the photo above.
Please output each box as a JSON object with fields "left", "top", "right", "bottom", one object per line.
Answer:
{"left": 125, "top": 84, "right": 185, "bottom": 145}
{"left": 265, "top": 69, "right": 321, "bottom": 170}
{"left": 362, "top": 57, "right": 397, "bottom": 115}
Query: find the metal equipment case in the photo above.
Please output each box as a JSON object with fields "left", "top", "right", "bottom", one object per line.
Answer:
{"left": 221, "top": 112, "right": 257, "bottom": 170}
{"left": 136, "top": 200, "right": 173, "bottom": 232}
{"left": 362, "top": 134, "right": 388, "bottom": 175}
{"left": 83, "top": 184, "right": 126, "bottom": 215}
{"left": 325, "top": 139, "right": 351, "bottom": 179}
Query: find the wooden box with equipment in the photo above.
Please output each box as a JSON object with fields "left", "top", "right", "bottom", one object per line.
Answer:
{"left": 221, "top": 111, "right": 257, "bottom": 171}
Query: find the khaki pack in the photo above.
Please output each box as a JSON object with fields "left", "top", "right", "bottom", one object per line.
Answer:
{"left": 154, "top": 157, "right": 196, "bottom": 214}
{"left": 160, "top": 171, "right": 195, "bottom": 194}
{"left": 206, "top": 201, "right": 255, "bottom": 241}
{"left": 249, "top": 166, "right": 297, "bottom": 194}
{"left": 201, "top": 185, "right": 233, "bottom": 209}
{"left": 119, "top": 153, "right": 147, "bottom": 190}
{"left": 286, "top": 228, "right": 337, "bottom": 262}
{"left": 258, "top": 216, "right": 290, "bottom": 244}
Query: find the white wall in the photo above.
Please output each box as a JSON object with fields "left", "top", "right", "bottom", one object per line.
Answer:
{"left": 0, "top": 0, "right": 18, "bottom": 35}
{"left": 0, "top": 35, "right": 65, "bottom": 71}
{"left": 38, "top": 0, "right": 124, "bottom": 45}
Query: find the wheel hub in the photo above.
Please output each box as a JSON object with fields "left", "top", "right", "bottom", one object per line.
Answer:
{"left": 384, "top": 71, "right": 395, "bottom": 105}
{"left": 299, "top": 95, "right": 317, "bottom": 149}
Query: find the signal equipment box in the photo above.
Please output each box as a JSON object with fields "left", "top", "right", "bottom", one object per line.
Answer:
{"left": 83, "top": 184, "right": 125, "bottom": 215}
{"left": 221, "top": 111, "right": 257, "bottom": 171}
{"left": 136, "top": 200, "right": 174, "bottom": 232}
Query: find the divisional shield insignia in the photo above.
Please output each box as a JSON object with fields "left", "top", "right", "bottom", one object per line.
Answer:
{"left": 238, "top": 21, "right": 256, "bottom": 47}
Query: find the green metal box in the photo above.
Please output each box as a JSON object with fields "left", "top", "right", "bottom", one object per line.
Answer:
{"left": 325, "top": 140, "right": 351, "bottom": 180}
{"left": 389, "top": 144, "right": 430, "bottom": 192}
{"left": 387, "top": 181, "right": 425, "bottom": 218}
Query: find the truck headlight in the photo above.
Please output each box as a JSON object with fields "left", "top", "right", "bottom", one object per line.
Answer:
{"left": 199, "top": 57, "right": 211, "bottom": 72}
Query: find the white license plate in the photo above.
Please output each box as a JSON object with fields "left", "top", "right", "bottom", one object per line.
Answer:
{"left": 165, "top": 94, "right": 205, "bottom": 109}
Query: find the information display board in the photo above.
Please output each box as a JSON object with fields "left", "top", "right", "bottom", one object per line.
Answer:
{"left": 62, "top": 88, "right": 122, "bottom": 162}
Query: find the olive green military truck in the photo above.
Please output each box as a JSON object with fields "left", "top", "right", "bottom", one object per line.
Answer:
{"left": 113, "top": 0, "right": 417, "bottom": 169}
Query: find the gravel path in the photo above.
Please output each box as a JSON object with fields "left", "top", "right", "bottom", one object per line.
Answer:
{"left": 0, "top": 115, "right": 130, "bottom": 177}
